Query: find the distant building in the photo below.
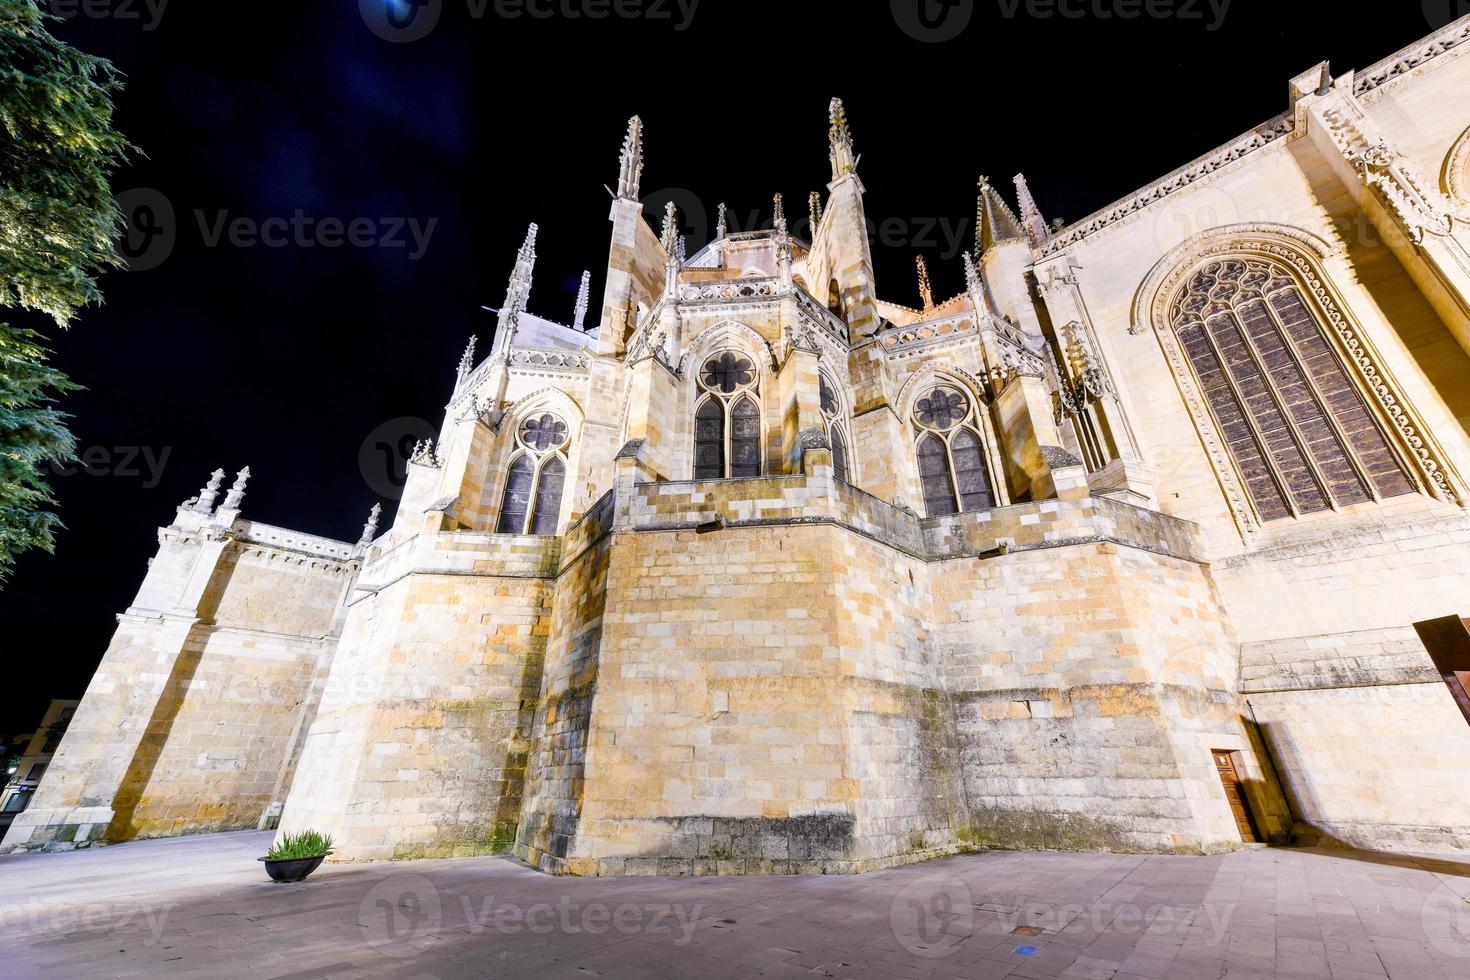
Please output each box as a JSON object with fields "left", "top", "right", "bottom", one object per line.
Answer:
{"left": 0, "top": 700, "right": 78, "bottom": 832}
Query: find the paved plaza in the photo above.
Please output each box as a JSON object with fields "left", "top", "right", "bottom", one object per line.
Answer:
{"left": 1, "top": 831, "right": 1469, "bottom": 978}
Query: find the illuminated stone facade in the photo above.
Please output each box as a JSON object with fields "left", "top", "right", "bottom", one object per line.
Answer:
{"left": 8, "top": 17, "right": 1470, "bottom": 872}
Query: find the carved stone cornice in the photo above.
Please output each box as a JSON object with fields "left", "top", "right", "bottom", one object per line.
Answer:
{"left": 1352, "top": 16, "right": 1470, "bottom": 101}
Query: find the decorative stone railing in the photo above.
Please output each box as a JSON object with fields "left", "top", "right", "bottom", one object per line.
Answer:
{"left": 792, "top": 284, "right": 849, "bottom": 345}
{"left": 508, "top": 347, "right": 590, "bottom": 371}
{"left": 876, "top": 313, "right": 978, "bottom": 354}
{"left": 237, "top": 521, "right": 357, "bottom": 561}
{"left": 678, "top": 277, "right": 781, "bottom": 303}
{"left": 1354, "top": 16, "right": 1470, "bottom": 98}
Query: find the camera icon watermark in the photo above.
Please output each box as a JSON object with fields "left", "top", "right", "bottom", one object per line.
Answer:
{"left": 360, "top": 416, "right": 439, "bottom": 499}
{"left": 360, "top": 875, "right": 444, "bottom": 959}
{"left": 117, "top": 187, "right": 177, "bottom": 272}
{"left": 891, "top": 0, "right": 975, "bottom": 43}
{"left": 890, "top": 875, "right": 974, "bottom": 958}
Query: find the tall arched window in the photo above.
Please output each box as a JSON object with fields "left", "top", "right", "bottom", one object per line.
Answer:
{"left": 911, "top": 384, "right": 996, "bottom": 517}
{"left": 1171, "top": 258, "right": 1414, "bottom": 522}
{"left": 819, "top": 373, "right": 851, "bottom": 484}
{"left": 497, "top": 412, "right": 571, "bottom": 534}
{"left": 694, "top": 351, "right": 761, "bottom": 479}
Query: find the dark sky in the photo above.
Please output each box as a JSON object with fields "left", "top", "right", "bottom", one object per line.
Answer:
{"left": 0, "top": 0, "right": 1453, "bottom": 734}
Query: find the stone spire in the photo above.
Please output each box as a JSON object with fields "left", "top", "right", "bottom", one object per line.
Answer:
{"left": 773, "top": 193, "right": 792, "bottom": 269}
{"left": 456, "top": 335, "right": 478, "bottom": 384}
{"left": 916, "top": 255, "right": 935, "bottom": 314}
{"left": 572, "top": 270, "right": 591, "bottom": 330}
{"left": 190, "top": 468, "right": 226, "bottom": 513}
{"left": 494, "top": 223, "right": 538, "bottom": 354}
{"left": 659, "top": 201, "right": 679, "bottom": 255}
{"left": 616, "top": 115, "right": 643, "bottom": 200}
{"left": 772, "top": 193, "right": 787, "bottom": 235}
{"left": 808, "top": 191, "right": 823, "bottom": 238}
{"left": 828, "top": 97, "right": 856, "bottom": 180}
{"left": 1013, "top": 173, "right": 1049, "bottom": 244}
{"left": 715, "top": 202, "right": 727, "bottom": 241}
{"left": 359, "top": 502, "right": 382, "bottom": 546}
{"left": 963, "top": 250, "right": 1001, "bottom": 316}
{"left": 975, "top": 175, "right": 1026, "bottom": 255}
{"left": 221, "top": 466, "right": 250, "bottom": 511}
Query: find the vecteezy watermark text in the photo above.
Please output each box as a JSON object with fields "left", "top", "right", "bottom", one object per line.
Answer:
{"left": 43, "top": 0, "right": 169, "bottom": 31}
{"left": 196, "top": 211, "right": 437, "bottom": 261}
{"left": 360, "top": 0, "right": 700, "bottom": 42}
{"left": 996, "top": 0, "right": 1231, "bottom": 30}
{"left": 43, "top": 446, "right": 171, "bottom": 489}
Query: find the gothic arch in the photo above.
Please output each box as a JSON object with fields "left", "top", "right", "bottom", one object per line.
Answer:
{"left": 1442, "top": 123, "right": 1470, "bottom": 213}
{"left": 502, "top": 386, "right": 585, "bottom": 428}
{"left": 1137, "top": 228, "right": 1462, "bottom": 534}
{"left": 488, "top": 388, "right": 584, "bottom": 535}
{"left": 894, "top": 364, "right": 1009, "bottom": 511}
{"left": 1130, "top": 223, "right": 1339, "bottom": 335}
{"left": 677, "top": 319, "right": 778, "bottom": 377}
{"left": 894, "top": 362, "right": 992, "bottom": 421}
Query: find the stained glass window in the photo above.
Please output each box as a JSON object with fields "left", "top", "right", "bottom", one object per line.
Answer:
{"left": 912, "top": 384, "right": 995, "bottom": 517}
{"left": 694, "top": 352, "right": 761, "bottom": 479}
{"left": 1170, "top": 258, "right": 1413, "bottom": 521}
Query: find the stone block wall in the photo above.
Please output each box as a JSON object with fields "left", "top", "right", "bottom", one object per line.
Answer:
{"left": 2, "top": 515, "right": 356, "bottom": 853}
{"left": 276, "top": 531, "right": 556, "bottom": 861}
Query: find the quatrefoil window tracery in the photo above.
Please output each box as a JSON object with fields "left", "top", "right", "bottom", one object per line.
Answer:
{"left": 914, "top": 387, "right": 968, "bottom": 430}
{"left": 700, "top": 352, "right": 756, "bottom": 394}
{"left": 518, "top": 413, "right": 569, "bottom": 453}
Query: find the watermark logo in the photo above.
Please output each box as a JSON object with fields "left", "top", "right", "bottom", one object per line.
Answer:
{"left": 360, "top": 0, "right": 700, "bottom": 42}
{"left": 115, "top": 189, "right": 438, "bottom": 270}
{"left": 360, "top": 875, "right": 443, "bottom": 958}
{"left": 996, "top": 0, "right": 1231, "bottom": 32}
{"left": 891, "top": 0, "right": 974, "bottom": 42}
{"left": 1422, "top": 891, "right": 1470, "bottom": 958}
{"left": 43, "top": 445, "right": 171, "bottom": 489}
{"left": 360, "top": 416, "right": 438, "bottom": 499}
{"left": 118, "top": 187, "right": 176, "bottom": 272}
{"left": 360, "top": 0, "right": 444, "bottom": 43}
{"left": 890, "top": 875, "right": 974, "bottom": 957}
{"left": 44, "top": 0, "right": 169, "bottom": 31}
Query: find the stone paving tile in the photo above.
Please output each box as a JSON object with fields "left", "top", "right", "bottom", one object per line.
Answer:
{"left": 2, "top": 832, "right": 1470, "bottom": 979}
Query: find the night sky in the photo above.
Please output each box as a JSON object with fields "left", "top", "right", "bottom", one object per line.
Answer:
{"left": 0, "top": 1, "right": 1453, "bottom": 735}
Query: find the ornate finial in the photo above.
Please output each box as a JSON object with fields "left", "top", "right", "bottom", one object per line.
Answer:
{"left": 660, "top": 200, "right": 679, "bottom": 254}
{"left": 916, "top": 255, "right": 934, "bottom": 313}
{"left": 359, "top": 502, "right": 382, "bottom": 546}
{"left": 616, "top": 115, "right": 643, "bottom": 200}
{"left": 191, "top": 468, "right": 227, "bottom": 513}
{"left": 962, "top": 250, "right": 981, "bottom": 293}
{"left": 221, "top": 466, "right": 251, "bottom": 511}
{"left": 715, "top": 202, "right": 727, "bottom": 240}
{"left": 493, "top": 223, "right": 538, "bottom": 354}
{"left": 808, "top": 191, "right": 823, "bottom": 237}
{"left": 676, "top": 234, "right": 687, "bottom": 265}
{"left": 828, "top": 97, "right": 856, "bottom": 180}
{"left": 456, "top": 335, "right": 478, "bottom": 382}
{"left": 572, "top": 270, "right": 591, "bottom": 330}
{"left": 772, "top": 193, "right": 787, "bottom": 234}
{"left": 409, "top": 439, "right": 441, "bottom": 468}
{"left": 1013, "top": 173, "right": 1049, "bottom": 244}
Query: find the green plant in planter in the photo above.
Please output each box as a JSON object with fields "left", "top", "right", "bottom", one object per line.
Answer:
{"left": 266, "top": 830, "right": 335, "bottom": 860}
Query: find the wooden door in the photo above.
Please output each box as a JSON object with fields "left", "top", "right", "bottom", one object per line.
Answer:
{"left": 1213, "top": 750, "right": 1259, "bottom": 842}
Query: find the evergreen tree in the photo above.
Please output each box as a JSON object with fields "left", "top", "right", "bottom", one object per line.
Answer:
{"left": 0, "top": 1, "right": 133, "bottom": 581}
